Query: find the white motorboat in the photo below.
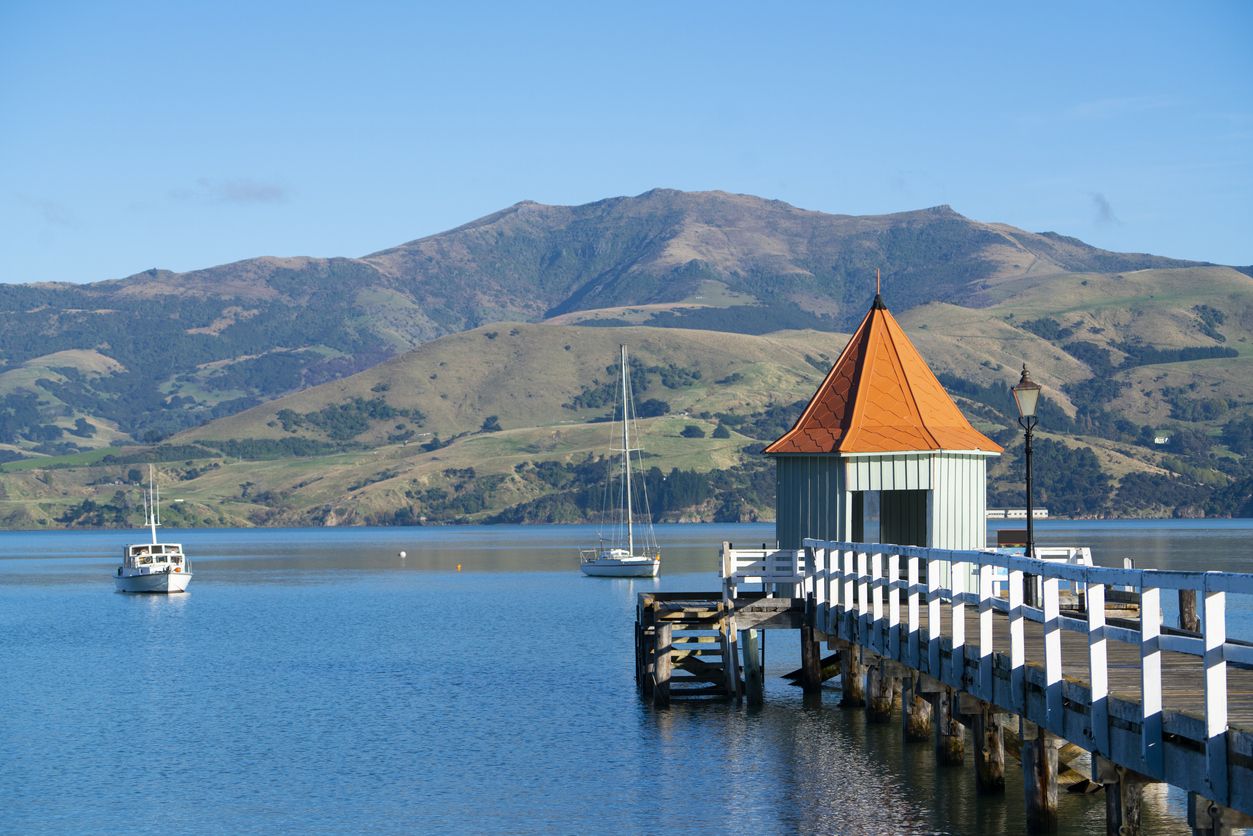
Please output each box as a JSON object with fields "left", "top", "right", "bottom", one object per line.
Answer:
{"left": 579, "top": 345, "right": 661, "bottom": 578}
{"left": 114, "top": 466, "right": 191, "bottom": 593}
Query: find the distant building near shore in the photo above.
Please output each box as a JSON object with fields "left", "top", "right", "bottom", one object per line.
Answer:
{"left": 986, "top": 508, "right": 1049, "bottom": 519}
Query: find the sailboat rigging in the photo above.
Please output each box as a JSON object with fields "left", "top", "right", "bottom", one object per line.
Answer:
{"left": 579, "top": 345, "right": 661, "bottom": 578}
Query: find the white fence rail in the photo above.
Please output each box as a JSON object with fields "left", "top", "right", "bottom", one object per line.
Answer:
{"left": 718, "top": 539, "right": 1253, "bottom": 811}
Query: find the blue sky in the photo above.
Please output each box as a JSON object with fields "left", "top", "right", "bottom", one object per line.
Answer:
{"left": 1, "top": 1, "right": 1250, "bottom": 283}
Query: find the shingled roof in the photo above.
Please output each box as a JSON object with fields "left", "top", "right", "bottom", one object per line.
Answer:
{"left": 764, "top": 295, "right": 1003, "bottom": 456}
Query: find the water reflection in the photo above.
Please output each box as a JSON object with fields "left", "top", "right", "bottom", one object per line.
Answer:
{"left": 0, "top": 521, "right": 1244, "bottom": 833}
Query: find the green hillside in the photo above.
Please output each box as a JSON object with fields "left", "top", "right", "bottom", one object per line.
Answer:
{"left": 0, "top": 189, "right": 1208, "bottom": 457}
{"left": 6, "top": 262, "right": 1253, "bottom": 529}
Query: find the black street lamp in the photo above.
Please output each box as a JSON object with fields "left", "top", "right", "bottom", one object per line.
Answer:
{"left": 1012, "top": 364, "right": 1042, "bottom": 607}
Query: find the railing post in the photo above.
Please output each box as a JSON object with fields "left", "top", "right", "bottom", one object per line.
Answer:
{"left": 907, "top": 550, "right": 920, "bottom": 669}
{"left": 1009, "top": 562, "right": 1026, "bottom": 715}
{"left": 828, "top": 541, "right": 841, "bottom": 636}
{"left": 1087, "top": 578, "right": 1109, "bottom": 755}
{"left": 927, "top": 549, "right": 941, "bottom": 678}
{"left": 857, "top": 548, "right": 870, "bottom": 644}
{"left": 951, "top": 552, "right": 967, "bottom": 690}
{"left": 871, "top": 551, "right": 884, "bottom": 655}
{"left": 888, "top": 552, "right": 901, "bottom": 662}
{"left": 842, "top": 548, "right": 856, "bottom": 642}
{"left": 1202, "top": 577, "right": 1228, "bottom": 805}
{"left": 1042, "top": 574, "right": 1062, "bottom": 732}
{"left": 803, "top": 545, "right": 815, "bottom": 600}
{"left": 1139, "top": 584, "right": 1163, "bottom": 777}
{"left": 978, "top": 559, "right": 993, "bottom": 702}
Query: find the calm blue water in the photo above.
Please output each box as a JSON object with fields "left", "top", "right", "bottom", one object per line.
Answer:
{"left": 1, "top": 521, "right": 1250, "bottom": 834}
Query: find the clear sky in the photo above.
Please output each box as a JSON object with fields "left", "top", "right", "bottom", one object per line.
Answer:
{"left": 2, "top": 1, "right": 1250, "bottom": 284}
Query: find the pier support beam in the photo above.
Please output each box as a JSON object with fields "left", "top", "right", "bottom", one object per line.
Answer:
{"left": 1097, "top": 756, "right": 1152, "bottom": 836}
{"left": 1022, "top": 722, "right": 1058, "bottom": 832}
{"left": 639, "top": 621, "right": 655, "bottom": 701}
{"left": 866, "top": 658, "right": 897, "bottom": 723}
{"left": 934, "top": 686, "right": 965, "bottom": 765}
{"left": 902, "top": 672, "right": 933, "bottom": 741}
{"left": 972, "top": 705, "right": 1006, "bottom": 793}
{"left": 653, "top": 623, "right": 672, "bottom": 708}
{"left": 721, "top": 612, "right": 741, "bottom": 699}
{"left": 800, "top": 622, "right": 823, "bottom": 693}
{"left": 840, "top": 641, "right": 866, "bottom": 707}
{"left": 1188, "top": 792, "right": 1253, "bottom": 835}
{"left": 742, "top": 628, "right": 764, "bottom": 708}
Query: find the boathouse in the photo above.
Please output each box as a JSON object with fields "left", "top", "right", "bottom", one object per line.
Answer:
{"left": 765, "top": 293, "right": 1002, "bottom": 560}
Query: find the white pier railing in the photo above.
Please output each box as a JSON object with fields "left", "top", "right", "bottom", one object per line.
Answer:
{"left": 718, "top": 539, "right": 1253, "bottom": 813}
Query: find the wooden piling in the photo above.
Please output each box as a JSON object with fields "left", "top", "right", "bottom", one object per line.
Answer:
{"left": 1188, "top": 792, "right": 1253, "bottom": 835}
{"left": 1097, "top": 756, "right": 1151, "bottom": 836}
{"left": 902, "top": 672, "right": 933, "bottom": 740}
{"left": 840, "top": 641, "right": 866, "bottom": 707}
{"left": 653, "top": 622, "right": 672, "bottom": 708}
{"left": 639, "top": 610, "right": 655, "bottom": 701}
{"left": 800, "top": 622, "right": 822, "bottom": 693}
{"left": 866, "top": 658, "right": 896, "bottom": 722}
{"left": 972, "top": 705, "right": 1005, "bottom": 793}
{"left": 742, "top": 628, "right": 764, "bottom": 708}
{"left": 721, "top": 608, "right": 742, "bottom": 699}
{"left": 1022, "top": 723, "right": 1058, "bottom": 832}
{"left": 934, "top": 686, "right": 965, "bottom": 765}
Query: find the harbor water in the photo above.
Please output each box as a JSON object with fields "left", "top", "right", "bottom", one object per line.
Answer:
{"left": 2, "top": 521, "right": 1251, "bottom": 834}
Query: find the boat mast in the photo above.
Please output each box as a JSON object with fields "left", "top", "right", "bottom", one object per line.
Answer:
{"left": 148, "top": 464, "right": 159, "bottom": 545}
{"left": 621, "top": 344, "right": 633, "bottom": 557}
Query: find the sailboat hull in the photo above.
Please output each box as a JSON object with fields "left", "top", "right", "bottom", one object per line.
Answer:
{"left": 580, "top": 558, "right": 660, "bottom": 578}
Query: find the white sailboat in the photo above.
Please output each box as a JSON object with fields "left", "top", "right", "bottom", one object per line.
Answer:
{"left": 579, "top": 345, "right": 661, "bottom": 578}
{"left": 114, "top": 466, "right": 192, "bottom": 593}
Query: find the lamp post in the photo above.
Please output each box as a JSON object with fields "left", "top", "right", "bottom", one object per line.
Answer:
{"left": 1012, "top": 364, "right": 1042, "bottom": 607}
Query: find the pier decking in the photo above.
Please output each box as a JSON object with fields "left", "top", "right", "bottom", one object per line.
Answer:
{"left": 636, "top": 541, "right": 1253, "bottom": 833}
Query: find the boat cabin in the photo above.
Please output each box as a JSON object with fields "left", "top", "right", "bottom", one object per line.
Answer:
{"left": 123, "top": 543, "right": 186, "bottom": 569}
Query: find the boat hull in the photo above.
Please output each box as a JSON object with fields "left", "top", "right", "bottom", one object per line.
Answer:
{"left": 580, "top": 559, "right": 660, "bottom": 578}
{"left": 114, "top": 571, "right": 192, "bottom": 594}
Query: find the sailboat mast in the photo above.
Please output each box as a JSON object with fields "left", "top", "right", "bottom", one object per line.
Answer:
{"left": 621, "top": 344, "right": 633, "bottom": 557}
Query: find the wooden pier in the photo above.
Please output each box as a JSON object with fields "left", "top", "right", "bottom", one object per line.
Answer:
{"left": 635, "top": 541, "right": 1253, "bottom": 834}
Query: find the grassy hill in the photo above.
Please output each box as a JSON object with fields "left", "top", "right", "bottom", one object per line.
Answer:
{"left": 6, "top": 261, "right": 1253, "bottom": 529}
{"left": 0, "top": 189, "right": 1210, "bottom": 456}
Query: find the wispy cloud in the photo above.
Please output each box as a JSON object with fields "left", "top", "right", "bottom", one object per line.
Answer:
{"left": 1090, "top": 192, "right": 1119, "bottom": 226}
{"left": 170, "top": 177, "right": 290, "bottom": 205}
{"left": 17, "top": 193, "right": 79, "bottom": 228}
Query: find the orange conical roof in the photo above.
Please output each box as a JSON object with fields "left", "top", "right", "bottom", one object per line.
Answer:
{"left": 765, "top": 295, "right": 1002, "bottom": 455}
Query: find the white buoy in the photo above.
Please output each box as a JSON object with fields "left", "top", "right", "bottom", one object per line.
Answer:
{"left": 399, "top": 551, "right": 407, "bottom": 559}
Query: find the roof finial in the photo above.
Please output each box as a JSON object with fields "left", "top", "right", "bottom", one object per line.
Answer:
{"left": 872, "top": 268, "right": 886, "bottom": 309}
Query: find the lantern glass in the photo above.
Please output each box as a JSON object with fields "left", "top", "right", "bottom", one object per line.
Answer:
{"left": 1012, "top": 365, "right": 1041, "bottom": 420}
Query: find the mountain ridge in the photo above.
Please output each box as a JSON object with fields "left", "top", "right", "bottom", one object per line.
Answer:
{"left": 0, "top": 189, "right": 1232, "bottom": 458}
